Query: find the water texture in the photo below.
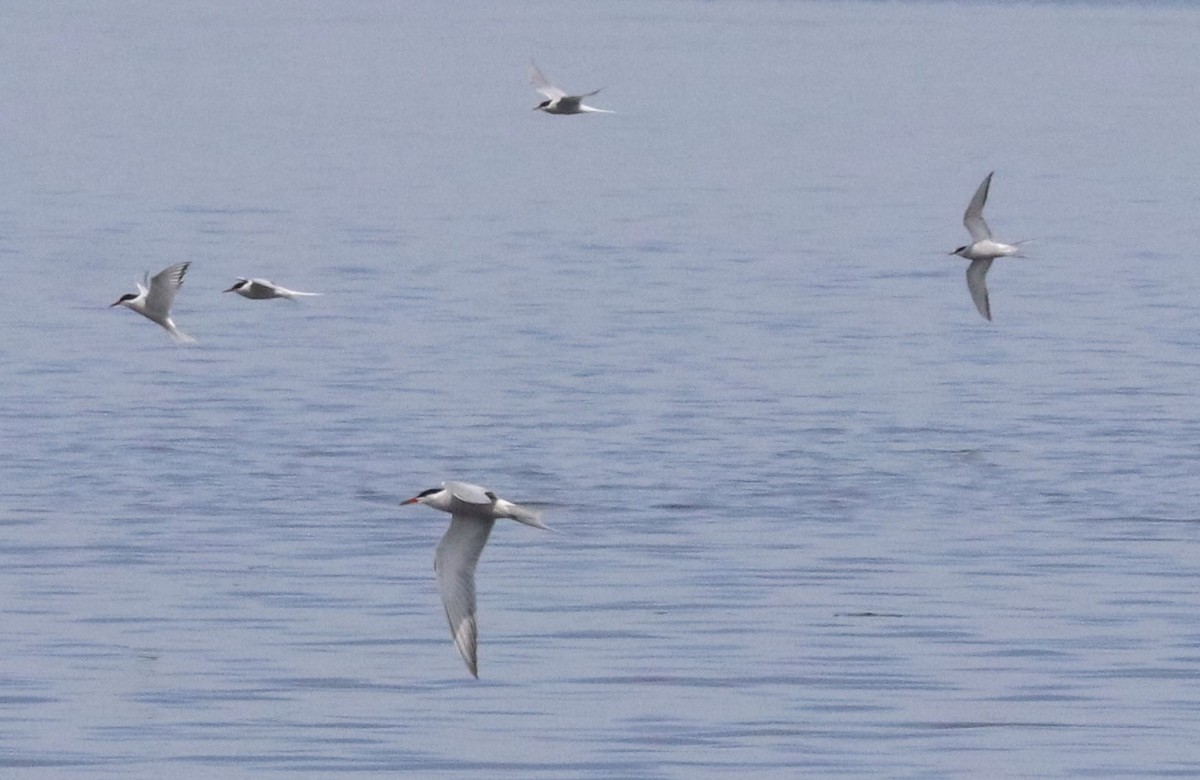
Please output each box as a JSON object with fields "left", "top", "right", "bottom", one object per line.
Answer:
{"left": 2, "top": 1, "right": 1200, "bottom": 777}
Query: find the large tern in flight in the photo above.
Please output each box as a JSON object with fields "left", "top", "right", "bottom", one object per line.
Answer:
{"left": 529, "top": 61, "right": 612, "bottom": 115}
{"left": 950, "top": 172, "right": 1028, "bottom": 321}
{"left": 402, "top": 481, "right": 549, "bottom": 678}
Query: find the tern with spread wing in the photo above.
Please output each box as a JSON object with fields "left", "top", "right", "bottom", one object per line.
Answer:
{"left": 529, "top": 61, "right": 612, "bottom": 115}
{"left": 110, "top": 261, "right": 194, "bottom": 342}
{"left": 949, "top": 172, "right": 1027, "bottom": 321}
{"left": 402, "top": 481, "right": 549, "bottom": 678}
{"left": 223, "top": 278, "right": 321, "bottom": 301}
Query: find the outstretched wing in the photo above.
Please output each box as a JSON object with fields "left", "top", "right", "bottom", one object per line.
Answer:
{"left": 444, "top": 481, "right": 493, "bottom": 505}
{"left": 966, "top": 257, "right": 993, "bottom": 321}
{"left": 435, "top": 514, "right": 496, "bottom": 678}
{"left": 963, "top": 172, "right": 994, "bottom": 242}
{"left": 145, "top": 262, "right": 190, "bottom": 317}
{"left": 529, "top": 61, "right": 566, "bottom": 100}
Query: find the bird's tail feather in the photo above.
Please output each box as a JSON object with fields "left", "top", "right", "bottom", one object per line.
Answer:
{"left": 502, "top": 502, "right": 551, "bottom": 531}
{"left": 281, "top": 291, "right": 321, "bottom": 301}
{"left": 168, "top": 325, "right": 196, "bottom": 343}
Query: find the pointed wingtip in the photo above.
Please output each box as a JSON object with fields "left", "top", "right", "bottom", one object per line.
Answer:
{"left": 516, "top": 509, "right": 552, "bottom": 531}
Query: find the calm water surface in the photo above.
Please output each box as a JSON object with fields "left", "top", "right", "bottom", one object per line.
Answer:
{"left": 2, "top": 1, "right": 1200, "bottom": 777}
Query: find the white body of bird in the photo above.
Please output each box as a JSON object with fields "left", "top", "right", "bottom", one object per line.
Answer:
{"left": 224, "top": 278, "right": 321, "bottom": 301}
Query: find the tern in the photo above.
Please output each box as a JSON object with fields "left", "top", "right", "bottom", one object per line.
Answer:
{"left": 402, "top": 481, "right": 549, "bottom": 678}
{"left": 950, "top": 171, "right": 1027, "bottom": 321}
{"left": 529, "top": 61, "right": 612, "bottom": 115}
{"left": 110, "top": 261, "right": 194, "bottom": 342}
{"left": 223, "top": 278, "right": 321, "bottom": 301}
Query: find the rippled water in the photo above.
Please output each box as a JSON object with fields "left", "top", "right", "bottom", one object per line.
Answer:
{"left": 3, "top": 1, "right": 1200, "bottom": 777}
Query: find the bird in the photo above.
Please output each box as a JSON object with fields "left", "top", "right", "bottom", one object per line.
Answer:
{"left": 402, "top": 481, "right": 549, "bottom": 678}
{"left": 529, "top": 61, "right": 612, "bottom": 115}
{"left": 949, "top": 172, "right": 1027, "bottom": 321}
{"left": 223, "top": 278, "right": 321, "bottom": 301}
{"left": 110, "top": 261, "right": 194, "bottom": 342}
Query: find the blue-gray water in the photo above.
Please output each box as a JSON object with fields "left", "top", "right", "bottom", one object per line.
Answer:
{"left": 3, "top": 1, "right": 1200, "bottom": 777}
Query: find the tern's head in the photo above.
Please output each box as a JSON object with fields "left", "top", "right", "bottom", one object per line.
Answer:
{"left": 534, "top": 99, "right": 551, "bottom": 111}
{"left": 110, "top": 292, "right": 138, "bottom": 308}
{"left": 401, "top": 486, "right": 445, "bottom": 506}
{"left": 224, "top": 279, "right": 249, "bottom": 293}
{"left": 950, "top": 245, "right": 969, "bottom": 257}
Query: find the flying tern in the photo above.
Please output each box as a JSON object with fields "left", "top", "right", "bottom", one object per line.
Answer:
{"left": 402, "top": 480, "right": 549, "bottom": 678}
{"left": 223, "top": 278, "right": 321, "bottom": 301}
{"left": 950, "top": 172, "right": 1028, "bottom": 321}
{"left": 110, "top": 261, "right": 194, "bottom": 342}
{"left": 529, "top": 61, "right": 612, "bottom": 115}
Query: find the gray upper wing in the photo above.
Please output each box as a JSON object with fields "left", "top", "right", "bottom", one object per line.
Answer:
{"left": 145, "top": 262, "right": 190, "bottom": 317}
{"left": 529, "top": 61, "right": 566, "bottom": 100}
{"left": 966, "top": 257, "right": 994, "bottom": 321}
{"left": 444, "top": 481, "right": 493, "bottom": 505}
{"left": 434, "top": 514, "right": 496, "bottom": 677}
{"left": 963, "top": 172, "right": 994, "bottom": 242}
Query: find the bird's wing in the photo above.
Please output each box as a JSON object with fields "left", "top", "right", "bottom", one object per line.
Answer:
{"left": 963, "top": 172, "right": 994, "bottom": 242}
{"left": 444, "top": 481, "right": 493, "bottom": 505}
{"left": 529, "top": 61, "right": 566, "bottom": 100}
{"left": 966, "top": 258, "right": 994, "bottom": 321}
{"left": 145, "top": 262, "right": 190, "bottom": 316}
{"left": 435, "top": 514, "right": 496, "bottom": 678}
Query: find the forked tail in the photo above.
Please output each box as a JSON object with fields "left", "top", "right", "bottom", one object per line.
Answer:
{"left": 502, "top": 501, "right": 551, "bottom": 530}
{"left": 168, "top": 323, "right": 197, "bottom": 343}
